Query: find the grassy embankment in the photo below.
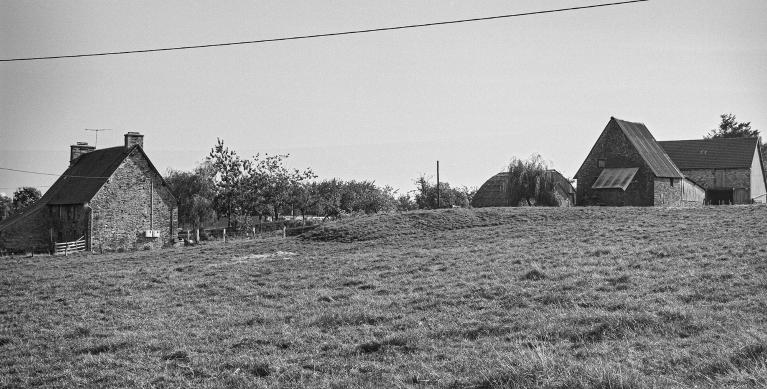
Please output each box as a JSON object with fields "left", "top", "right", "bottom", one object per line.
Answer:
{"left": 1, "top": 206, "right": 766, "bottom": 388}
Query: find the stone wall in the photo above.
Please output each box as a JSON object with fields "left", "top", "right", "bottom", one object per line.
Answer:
{"left": 680, "top": 168, "right": 750, "bottom": 189}
{"left": 653, "top": 178, "right": 679, "bottom": 206}
{"left": 681, "top": 168, "right": 755, "bottom": 205}
{"left": 89, "top": 149, "right": 177, "bottom": 252}
{"left": 653, "top": 178, "right": 705, "bottom": 207}
{"left": 577, "top": 123, "right": 654, "bottom": 206}
{"left": 0, "top": 207, "right": 51, "bottom": 253}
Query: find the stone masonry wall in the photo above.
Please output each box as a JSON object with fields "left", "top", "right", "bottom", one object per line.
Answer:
{"left": 654, "top": 178, "right": 682, "bottom": 206}
{"left": 89, "top": 150, "right": 177, "bottom": 252}
{"left": 680, "top": 168, "right": 750, "bottom": 189}
{"left": 0, "top": 207, "right": 51, "bottom": 253}
{"left": 577, "top": 123, "right": 654, "bottom": 206}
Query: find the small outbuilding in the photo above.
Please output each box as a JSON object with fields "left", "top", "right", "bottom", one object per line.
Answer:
{"left": 472, "top": 169, "right": 575, "bottom": 207}
{"left": 0, "top": 132, "right": 178, "bottom": 253}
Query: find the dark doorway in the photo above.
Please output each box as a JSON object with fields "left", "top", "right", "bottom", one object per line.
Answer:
{"left": 707, "top": 189, "right": 733, "bottom": 205}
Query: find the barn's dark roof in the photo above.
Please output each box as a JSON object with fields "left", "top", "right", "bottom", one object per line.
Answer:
{"left": 658, "top": 138, "right": 759, "bottom": 170}
{"left": 611, "top": 118, "right": 683, "bottom": 178}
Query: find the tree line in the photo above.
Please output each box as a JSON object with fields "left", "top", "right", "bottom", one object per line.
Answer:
{"left": 164, "top": 139, "right": 477, "bottom": 230}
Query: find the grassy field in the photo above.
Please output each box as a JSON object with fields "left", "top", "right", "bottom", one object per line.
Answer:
{"left": 1, "top": 206, "right": 766, "bottom": 388}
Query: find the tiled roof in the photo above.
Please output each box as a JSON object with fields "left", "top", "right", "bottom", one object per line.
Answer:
{"left": 658, "top": 137, "right": 759, "bottom": 169}
{"left": 45, "top": 146, "right": 130, "bottom": 205}
{"left": 0, "top": 147, "right": 130, "bottom": 231}
{"left": 612, "top": 118, "right": 683, "bottom": 178}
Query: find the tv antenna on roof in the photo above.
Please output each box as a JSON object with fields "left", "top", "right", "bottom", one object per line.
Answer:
{"left": 84, "top": 129, "right": 112, "bottom": 148}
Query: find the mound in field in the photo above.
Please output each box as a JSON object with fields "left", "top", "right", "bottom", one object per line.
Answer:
{"left": 302, "top": 205, "right": 767, "bottom": 242}
{"left": 301, "top": 207, "right": 580, "bottom": 242}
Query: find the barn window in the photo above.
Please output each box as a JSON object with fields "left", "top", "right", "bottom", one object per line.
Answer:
{"left": 597, "top": 159, "right": 606, "bottom": 168}
{"left": 670, "top": 178, "right": 675, "bottom": 187}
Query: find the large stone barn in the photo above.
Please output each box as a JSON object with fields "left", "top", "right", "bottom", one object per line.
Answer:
{"left": 574, "top": 117, "right": 706, "bottom": 206}
{"left": 0, "top": 132, "right": 178, "bottom": 253}
{"left": 658, "top": 138, "right": 767, "bottom": 204}
{"left": 472, "top": 170, "right": 576, "bottom": 207}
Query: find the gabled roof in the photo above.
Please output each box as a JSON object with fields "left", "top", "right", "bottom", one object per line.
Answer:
{"left": 658, "top": 137, "right": 759, "bottom": 170}
{"left": 0, "top": 145, "right": 175, "bottom": 231}
{"left": 46, "top": 146, "right": 129, "bottom": 205}
{"left": 611, "top": 118, "right": 683, "bottom": 178}
{"left": 575, "top": 117, "right": 683, "bottom": 179}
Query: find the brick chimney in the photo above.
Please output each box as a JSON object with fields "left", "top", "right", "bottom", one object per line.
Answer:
{"left": 124, "top": 132, "right": 144, "bottom": 149}
{"left": 70, "top": 142, "right": 95, "bottom": 165}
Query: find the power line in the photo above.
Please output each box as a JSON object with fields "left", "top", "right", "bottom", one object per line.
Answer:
{"left": 0, "top": 167, "right": 110, "bottom": 179}
{"left": 0, "top": 0, "right": 649, "bottom": 62}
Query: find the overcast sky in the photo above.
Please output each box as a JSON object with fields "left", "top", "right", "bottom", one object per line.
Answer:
{"left": 1, "top": 0, "right": 765, "bottom": 197}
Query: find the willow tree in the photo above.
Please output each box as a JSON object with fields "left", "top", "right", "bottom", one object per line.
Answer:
{"left": 506, "top": 154, "right": 559, "bottom": 206}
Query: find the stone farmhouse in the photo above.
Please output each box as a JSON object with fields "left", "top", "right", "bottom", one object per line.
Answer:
{"left": 575, "top": 117, "right": 766, "bottom": 206}
{"left": 472, "top": 170, "right": 576, "bottom": 207}
{"left": 0, "top": 132, "right": 178, "bottom": 253}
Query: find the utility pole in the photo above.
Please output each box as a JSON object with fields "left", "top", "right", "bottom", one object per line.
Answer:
{"left": 84, "top": 129, "right": 112, "bottom": 148}
{"left": 436, "top": 160, "right": 440, "bottom": 209}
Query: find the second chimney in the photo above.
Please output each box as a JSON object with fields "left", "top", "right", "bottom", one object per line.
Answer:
{"left": 124, "top": 132, "right": 144, "bottom": 149}
{"left": 70, "top": 142, "right": 95, "bottom": 165}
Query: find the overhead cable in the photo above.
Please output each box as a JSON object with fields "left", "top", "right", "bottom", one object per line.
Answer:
{"left": 0, "top": 0, "right": 649, "bottom": 62}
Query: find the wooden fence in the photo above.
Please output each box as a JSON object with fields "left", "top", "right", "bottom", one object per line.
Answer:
{"left": 176, "top": 221, "right": 320, "bottom": 242}
{"left": 54, "top": 236, "right": 86, "bottom": 256}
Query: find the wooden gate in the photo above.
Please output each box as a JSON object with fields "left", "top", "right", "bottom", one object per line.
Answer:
{"left": 54, "top": 236, "right": 86, "bottom": 256}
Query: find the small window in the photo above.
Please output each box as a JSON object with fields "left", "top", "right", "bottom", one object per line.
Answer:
{"left": 670, "top": 178, "right": 675, "bottom": 187}
{"left": 597, "top": 159, "right": 606, "bottom": 168}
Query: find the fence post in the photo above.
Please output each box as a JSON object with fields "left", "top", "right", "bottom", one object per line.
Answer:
{"left": 252, "top": 227, "right": 255, "bottom": 239}
{"left": 283, "top": 225, "right": 286, "bottom": 239}
{"left": 223, "top": 228, "right": 226, "bottom": 243}
{"left": 196, "top": 229, "right": 200, "bottom": 242}
{"left": 65, "top": 245, "right": 68, "bottom": 256}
